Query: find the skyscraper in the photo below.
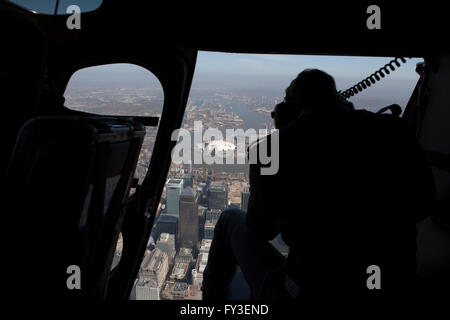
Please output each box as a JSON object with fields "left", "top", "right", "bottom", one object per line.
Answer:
{"left": 135, "top": 278, "right": 160, "bottom": 300}
{"left": 178, "top": 187, "right": 199, "bottom": 250}
{"left": 155, "top": 233, "right": 176, "bottom": 265}
{"left": 204, "top": 219, "right": 216, "bottom": 240}
{"left": 208, "top": 181, "right": 228, "bottom": 210}
{"left": 166, "top": 179, "right": 183, "bottom": 216}
{"left": 205, "top": 209, "right": 222, "bottom": 224}
{"left": 198, "top": 207, "right": 206, "bottom": 242}
{"left": 183, "top": 173, "right": 194, "bottom": 189}
{"left": 155, "top": 214, "right": 178, "bottom": 240}
{"left": 139, "top": 248, "right": 169, "bottom": 289}
{"left": 241, "top": 186, "right": 250, "bottom": 211}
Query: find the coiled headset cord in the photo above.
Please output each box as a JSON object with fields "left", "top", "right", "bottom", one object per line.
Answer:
{"left": 338, "top": 57, "right": 410, "bottom": 101}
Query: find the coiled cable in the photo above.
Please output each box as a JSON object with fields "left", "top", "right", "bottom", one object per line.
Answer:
{"left": 338, "top": 57, "right": 410, "bottom": 101}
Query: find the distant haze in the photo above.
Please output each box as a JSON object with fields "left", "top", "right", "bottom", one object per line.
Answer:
{"left": 67, "top": 52, "right": 423, "bottom": 112}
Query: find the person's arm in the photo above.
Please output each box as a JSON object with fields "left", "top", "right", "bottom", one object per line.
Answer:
{"left": 245, "top": 142, "right": 281, "bottom": 241}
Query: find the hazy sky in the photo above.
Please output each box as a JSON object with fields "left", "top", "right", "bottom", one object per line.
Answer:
{"left": 195, "top": 52, "right": 420, "bottom": 80}
{"left": 67, "top": 52, "right": 422, "bottom": 109}
{"left": 69, "top": 52, "right": 421, "bottom": 86}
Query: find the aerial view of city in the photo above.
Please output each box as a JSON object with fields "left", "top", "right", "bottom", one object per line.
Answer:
{"left": 63, "top": 52, "right": 422, "bottom": 300}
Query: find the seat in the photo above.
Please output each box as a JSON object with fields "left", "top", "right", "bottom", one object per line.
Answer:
{"left": 3, "top": 116, "right": 145, "bottom": 299}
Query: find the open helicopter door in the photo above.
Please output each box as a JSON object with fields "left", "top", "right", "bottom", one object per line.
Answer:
{"left": 403, "top": 52, "right": 450, "bottom": 299}
{"left": 105, "top": 49, "right": 198, "bottom": 300}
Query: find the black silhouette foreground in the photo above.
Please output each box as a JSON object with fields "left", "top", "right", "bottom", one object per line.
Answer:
{"left": 202, "top": 69, "right": 436, "bottom": 303}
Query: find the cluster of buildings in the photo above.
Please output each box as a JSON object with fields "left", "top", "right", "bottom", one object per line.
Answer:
{"left": 68, "top": 85, "right": 288, "bottom": 300}
{"left": 131, "top": 164, "right": 252, "bottom": 300}
{"left": 182, "top": 103, "right": 244, "bottom": 133}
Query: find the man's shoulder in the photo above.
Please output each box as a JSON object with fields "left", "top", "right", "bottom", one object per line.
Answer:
{"left": 248, "top": 132, "right": 274, "bottom": 151}
{"left": 348, "top": 109, "right": 412, "bottom": 142}
{"left": 246, "top": 130, "right": 284, "bottom": 177}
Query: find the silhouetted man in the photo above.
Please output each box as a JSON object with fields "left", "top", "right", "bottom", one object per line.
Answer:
{"left": 203, "top": 69, "right": 435, "bottom": 303}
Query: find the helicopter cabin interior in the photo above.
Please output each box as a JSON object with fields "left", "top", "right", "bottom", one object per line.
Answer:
{"left": 0, "top": 1, "right": 449, "bottom": 303}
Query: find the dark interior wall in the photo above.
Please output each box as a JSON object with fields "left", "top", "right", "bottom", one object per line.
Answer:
{"left": 416, "top": 51, "right": 450, "bottom": 294}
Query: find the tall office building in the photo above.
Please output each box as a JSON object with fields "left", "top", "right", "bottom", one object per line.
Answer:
{"left": 155, "top": 214, "right": 178, "bottom": 241}
{"left": 171, "top": 248, "right": 193, "bottom": 283}
{"left": 155, "top": 233, "right": 176, "bottom": 265}
{"left": 200, "top": 239, "right": 212, "bottom": 254}
{"left": 241, "top": 186, "right": 250, "bottom": 211}
{"left": 135, "top": 278, "right": 160, "bottom": 300}
{"left": 191, "top": 268, "right": 203, "bottom": 290}
{"left": 178, "top": 187, "right": 199, "bottom": 250}
{"left": 139, "top": 248, "right": 169, "bottom": 289}
{"left": 197, "top": 182, "right": 209, "bottom": 207}
{"left": 208, "top": 181, "right": 228, "bottom": 210}
{"left": 198, "top": 207, "right": 206, "bottom": 241}
{"left": 204, "top": 219, "right": 216, "bottom": 240}
{"left": 183, "top": 173, "right": 194, "bottom": 189}
{"left": 205, "top": 209, "right": 222, "bottom": 224}
{"left": 166, "top": 179, "right": 183, "bottom": 216}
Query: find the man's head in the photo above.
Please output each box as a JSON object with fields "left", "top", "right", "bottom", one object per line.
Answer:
{"left": 285, "top": 69, "right": 339, "bottom": 113}
{"left": 271, "top": 69, "right": 339, "bottom": 129}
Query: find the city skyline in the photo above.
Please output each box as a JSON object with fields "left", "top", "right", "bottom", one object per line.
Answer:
{"left": 66, "top": 52, "right": 422, "bottom": 112}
